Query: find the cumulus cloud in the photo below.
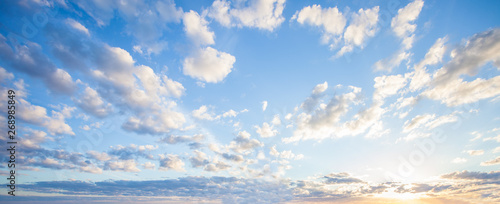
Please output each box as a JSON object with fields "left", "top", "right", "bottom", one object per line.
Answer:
{"left": 183, "top": 47, "right": 236, "bottom": 83}
{"left": 192, "top": 105, "right": 218, "bottom": 120}
{"left": 337, "top": 6, "right": 379, "bottom": 56}
{"left": 183, "top": 10, "right": 215, "bottom": 45}
{"left": 207, "top": 0, "right": 286, "bottom": 31}
{"left": 74, "top": 87, "right": 113, "bottom": 118}
{"left": 104, "top": 159, "right": 140, "bottom": 172}
{"left": 159, "top": 154, "right": 185, "bottom": 171}
{"left": 323, "top": 172, "right": 364, "bottom": 184}
{"left": 293, "top": 5, "right": 346, "bottom": 48}
{"left": 255, "top": 122, "right": 278, "bottom": 138}
{"left": 423, "top": 28, "right": 500, "bottom": 106}
{"left": 391, "top": 0, "right": 424, "bottom": 39}
{"left": 229, "top": 131, "right": 263, "bottom": 153}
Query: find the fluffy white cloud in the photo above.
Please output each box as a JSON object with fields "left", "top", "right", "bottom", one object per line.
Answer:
{"left": 17, "top": 98, "right": 75, "bottom": 135}
{"left": 293, "top": 5, "right": 346, "bottom": 47}
{"left": 255, "top": 122, "right": 278, "bottom": 138}
{"left": 74, "top": 87, "right": 113, "bottom": 118}
{"left": 373, "top": 74, "right": 407, "bottom": 102}
{"left": 183, "top": 47, "right": 236, "bottom": 83}
{"left": 104, "top": 159, "right": 140, "bottom": 172}
{"left": 20, "top": 129, "right": 53, "bottom": 149}
{"left": 192, "top": 105, "right": 218, "bottom": 120}
{"left": 183, "top": 10, "right": 215, "bottom": 45}
{"left": 338, "top": 6, "right": 379, "bottom": 56}
{"left": 159, "top": 154, "right": 185, "bottom": 171}
{"left": 374, "top": 50, "right": 411, "bottom": 72}
{"left": 422, "top": 29, "right": 500, "bottom": 106}
{"left": 207, "top": 0, "right": 286, "bottom": 31}
{"left": 391, "top": 0, "right": 424, "bottom": 39}
{"left": 122, "top": 107, "right": 186, "bottom": 135}
{"left": 229, "top": 131, "right": 263, "bottom": 153}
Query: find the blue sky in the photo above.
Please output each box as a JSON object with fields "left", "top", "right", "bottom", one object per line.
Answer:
{"left": 0, "top": 0, "right": 500, "bottom": 203}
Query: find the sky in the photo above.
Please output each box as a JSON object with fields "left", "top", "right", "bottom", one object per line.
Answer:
{"left": 0, "top": 0, "right": 499, "bottom": 203}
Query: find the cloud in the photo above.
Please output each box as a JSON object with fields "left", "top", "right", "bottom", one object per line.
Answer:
{"left": 17, "top": 98, "right": 75, "bottom": 135}
{"left": 422, "top": 28, "right": 500, "bottom": 106}
{"left": 74, "top": 87, "right": 113, "bottom": 118}
{"left": 158, "top": 134, "right": 205, "bottom": 145}
{"left": 87, "top": 151, "right": 112, "bottom": 162}
{"left": 73, "top": 0, "right": 183, "bottom": 55}
{"left": 189, "top": 150, "right": 209, "bottom": 168}
{"left": 441, "top": 170, "right": 500, "bottom": 180}
{"left": 323, "top": 172, "right": 364, "bottom": 184}
{"left": 229, "top": 131, "right": 263, "bottom": 153}
{"left": 159, "top": 154, "right": 185, "bottom": 171}
{"left": 183, "top": 10, "right": 215, "bottom": 45}
{"left": 373, "top": 74, "right": 407, "bottom": 102}
{"left": 104, "top": 159, "right": 140, "bottom": 172}
{"left": 65, "top": 18, "right": 90, "bottom": 36}
{"left": 391, "top": 0, "right": 424, "bottom": 39}
{"left": 183, "top": 47, "right": 236, "bottom": 83}
{"left": 409, "top": 37, "right": 447, "bottom": 91}
{"left": 403, "top": 114, "right": 435, "bottom": 133}
{"left": 467, "top": 150, "right": 484, "bottom": 156}
{"left": 207, "top": 0, "right": 286, "bottom": 31}
{"left": 0, "top": 34, "right": 77, "bottom": 94}
{"left": 19, "top": 129, "right": 53, "bottom": 149}
{"left": 337, "top": 6, "right": 379, "bottom": 56}
{"left": 374, "top": 0, "right": 424, "bottom": 72}
{"left": 293, "top": 5, "right": 346, "bottom": 48}
{"left": 262, "top": 101, "right": 268, "bottom": 111}
{"left": 192, "top": 105, "right": 218, "bottom": 120}
{"left": 270, "top": 145, "right": 304, "bottom": 160}
{"left": 481, "top": 156, "right": 500, "bottom": 166}
{"left": 122, "top": 107, "right": 186, "bottom": 135}
{"left": 255, "top": 122, "right": 278, "bottom": 138}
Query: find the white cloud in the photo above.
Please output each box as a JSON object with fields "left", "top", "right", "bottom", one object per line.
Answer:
{"left": 104, "top": 159, "right": 140, "bottom": 172}
{"left": 142, "top": 162, "right": 156, "bottom": 170}
{"left": 0, "top": 67, "right": 14, "bottom": 83}
{"left": 422, "top": 28, "right": 500, "bottom": 106}
{"left": 452, "top": 157, "right": 467, "bottom": 164}
{"left": 74, "top": 87, "right": 113, "bottom": 118}
{"left": 122, "top": 107, "right": 186, "bottom": 135}
{"left": 183, "top": 10, "right": 215, "bottom": 45}
{"left": 20, "top": 129, "right": 53, "bottom": 149}
{"left": 374, "top": 50, "right": 411, "bottom": 72}
{"left": 183, "top": 47, "right": 236, "bottom": 83}
{"left": 480, "top": 156, "right": 500, "bottom": 166}
{"left": 374, "top": 0, "right": 424, "bottom": 72}
{"left": 222, "top": 109, "right": 237, "bottom": 118}
{"left": 159, "top": 154, "right": 185, "bottom": 171}
{"left": 269, "top": 145, "right": 304, "bottom": 160}
{"left": 293, "top": 5, "right": 346, "bottom": 47}
{"left": 403, "top": 114, "right": 435, "bottom": 133}
{"left": 229, "top": 131, "right": 263, "bottom": 153}
{"left": 207, "top": 0, "right": 286, "bottom": 31}
{"left": 312, "top": 81, "right": 328, "bottom": 95}
{"left": 255, "top": 122, "right": 278, "bottom": 138}
{"left": 373, "top": 74, "right": 407, "bottom": 102}
{"left": 272, "top": 114, "right": 281, "bottom": 126}
{"left": 466, "top": 150, "right": 484, "bottom": 156}
{"left": 391, "top": 0, "right": 424, "bottom": 39}
{"left": 87, "top": 151, "right": 112, "bottom": 161}
{"left": 262, "top": 101, "right": 268, "bottom": 111}
{"left": 337, "top": 6, "right": 379, "bottom": 56}
{"left": 17, "top": 99, "right": 75, "bottom": 135}
{"left": 192, "top": 105, "right": 217, "bottom": 120}
{"left": 66, "top": 18, "right": 90, "bottom": 36}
